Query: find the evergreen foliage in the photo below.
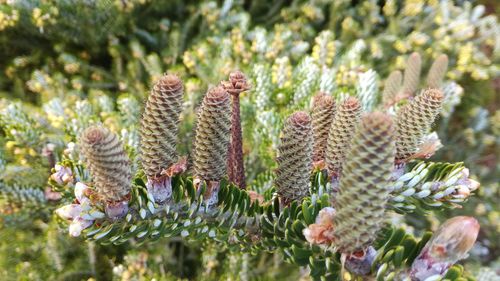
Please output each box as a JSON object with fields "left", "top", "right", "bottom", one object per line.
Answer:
{"left": 0, "top": 1, "right": 498, "bottom": 280}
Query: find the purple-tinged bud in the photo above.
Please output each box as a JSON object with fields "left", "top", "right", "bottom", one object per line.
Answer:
{"left": 410, "top": 216, "right": 480, "bottom": 280}
{"left": 344, "top": 247, "right": 377, "bottom": 276}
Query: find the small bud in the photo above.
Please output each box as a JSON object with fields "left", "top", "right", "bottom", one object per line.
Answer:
{"left": 50, "top": 164, "right": 73, "bottom": 185}
{"left": 146, "top": 176, "right": 172, "bottom": 204}
{"left": 303, "top": 207, "right": 336, "bottom": 246}
{"left": 56, "top": 204, "right": 82, "bottom": 220}
{"left": 247, "top": 190, "right": 264, "bottom": 204}
{"left": 69, "top": 217, "right": 93, "bottom": 237}
{"left": 344, "top": 246, "right": 377, "bottom": 276}
{"left": 105, "top": 200, "right": 129, "bottom": 219}
{"left": 410, "top": 216, "right": 480, "bottom": 280}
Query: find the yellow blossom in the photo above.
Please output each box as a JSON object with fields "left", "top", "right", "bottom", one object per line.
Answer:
{"left": 383, "top": 0, "right": 396, "bottom": 17}
{"left": 403, "top": 0, "right": 424, "bottom": 17}
{"left": 182, "top": 51, "right": 196, "bottom": 71}
{"left": 394, "top": 40, "right": 409, "bottom": 53}
{"left": 395, "top": 56, "right": 405, "bottom": 69}
{"left": 471, "top": 68, "right": 488, "bottom": 80}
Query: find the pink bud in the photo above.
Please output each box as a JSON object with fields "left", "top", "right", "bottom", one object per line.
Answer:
{"left": 51, "top": 164, "right": 73, "bottom": 185}
{"left": 69, "top": 217, "right": 93, "bottom": 237}
{"left": 428, "top": 216, "right": 479, "bottom": 261}
{"left": 303, "top": 207, "right": 336, "bottom": 246}
{"left": 468, "top": 179, "right": 480, "bottom": 191}
{"left": 74, "top": 182, "right": 90, "bottom": 204}
{"left": 146, "top": 176, "right": 172, "bottom": 203}
{"left": 56, "top": 204, "right": 82, "bottom": 220}
{"left": 105, "top": 200, "right": 129, "bottom": 219}
{"left": 410, "top": 216, "right": 480, "bottom": 280}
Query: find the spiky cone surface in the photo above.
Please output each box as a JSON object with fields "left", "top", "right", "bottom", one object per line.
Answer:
{"left": 193, "top": 86, "right": 231, "bottom": 182}
{"left": 382, "top": 70, "right": 402, "bottom": 107}
{"left": 80, "top": 126, "right": 131, "bottom": 202}
{"left": 140, "top": 74, "right": 184, "bottom": 179}
{"left": 222, "top": 70, "right": 250, "bottom": 189}
{"left": 325, "top": 97, "right": 362, "bottom": 178}
{"left": 426, "top": 54, "right": 449, "bottom": 88}
{"left": 402, "top": 52, "right": 422, "bottom": 96}
{"left": 333, "top": 112, "right": 395, "bottom": 255}
{"left": 312, "top": 92, "right": 336, "bottom": 164}
{"left": 395, "top": 89, "right": 444, "bottom": 162}
{"left": 275, "top": 111, "right": 313, "bottom": 206}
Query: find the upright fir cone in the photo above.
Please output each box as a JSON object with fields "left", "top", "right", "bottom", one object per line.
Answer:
{"left": 311, "top": 92, "right": 336, "bottom": 165}
{"left": 402, "top": 52, "right": 422, "bottom": 96}
{"left": 382, "top": 70, "right": 402, "bottom": 107}
{"left": 140, "top": 74, "right": 184, "bottom": 203}
{"left": 426, "top": 54, "right": 449, "bottom": 89}
{"left": 193, "top": 86, "right": 231, "bottom": 205}
{"left": 222, "top": 70, "right": 250, "bottom": 189}
{"left": 395, "top": 88, "right": 444, "bottom": 162}
{"left": 333, "top": 112, "right": 395, "bottom": 257}
{"left": 325, "top": 97, "right": 362, "bottom": 179}
{"left": 80, "top": 126, "right": 131, "bottom": 218}
{"left": 275, "top": 111, "right": 313, "bottom": 206}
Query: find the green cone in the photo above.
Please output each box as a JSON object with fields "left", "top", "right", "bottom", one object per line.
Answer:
{"left": 402, "top": 52, "right": 422, "bottom": 96}
{"left": 80, "top": 126, "right": 131, "bottom": 202}
{"left": 193, "top": 86, "right": 231, "bottom": 181}
{"left": 325, "top": 97, "right": 362, "bottom": 178}
{"left": 382, "top": 70, "right": 402, "bottom": 107}
{"left": 333, "top": 112, "right": 395, "bottom": 254}
{"left": 426, "top": 54, "right": 448, "bottom": 89}
{"left": 275, "top": 111, "right": 313, "bottom": 205}
{"left": 140, "top": 74, "right": 184, "bottom": 179}
{"left": 312, "top": 92, "right": 336, "bottom": 163}
{"left": 395, "top": 88, "right": 444, "bottom": 162}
